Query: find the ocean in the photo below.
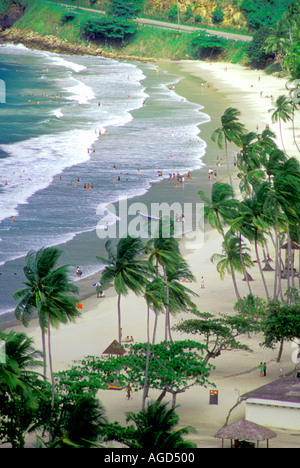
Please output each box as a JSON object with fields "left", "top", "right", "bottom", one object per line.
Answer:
{"left": 0, "top": 43, "right": 210, "bottom": 319}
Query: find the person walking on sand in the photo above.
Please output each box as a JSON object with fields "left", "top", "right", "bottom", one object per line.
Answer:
{"left": 259, "top": 362, "right": 264, "bottom": 377}
{"left": 201, "top": 276, "right": 205, "bottom": 288}
{"left": 263, "top": 362, "right": 267, "bottom": 376}
{"left": 126, "top": 383, "right": 131, "bottom": 400}
{"left": 96, "top": 281, "right": 104, "bottom": 298}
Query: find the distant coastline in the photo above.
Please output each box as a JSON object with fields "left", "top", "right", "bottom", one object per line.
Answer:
{"left": 0, "top": 26, "right": 155, "bottom": 62}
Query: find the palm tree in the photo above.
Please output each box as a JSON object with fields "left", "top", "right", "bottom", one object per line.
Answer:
{"left": 281, "top": 1, "right": 300, "bottom": 45}
{"left": 0, "top": 329, "right": 44, "bottom": 448}
{"left": 231, "top": 184, "right": 273, "bottom": 299}
{"left": 211, "top": 107, "right": 245, "bottom": 187}
{"left": 126, "top": 400, "right": 196, "bottom": 448}
{"left": 269, "top": 95, "right": 293, "bottom": 154}
{"left": 146, "top": 220, "right": 184, "bottom": 341}
{"left": 272, "top": 158, "right": 300, "bottom": 298}
{"left": 142, "top": 278, "right": 166, "bottom": 409}
{"left": 284, "top": 82, "right": 300, "bottom": 154}
{"left": 166, "top": 262, "right": 197, "bottom": 338}
{"left": 264, "top": 24, "right": 290, "bottom": 64}
{"left": 211, "top": 231, "right": 253, "bottom": 300}
{"left": 97, "top": 236, "right": 150, "bottom": 344}
{"left": 43, "top": 394, "right": 108, "bottom": 448}
{"left": 0, "top": 329, "right": 43, "bottom": 398}
{"left": 198, "top": 182, "right": 238, "bottom": 237}
{"left": 13, "top": 247, "right": 80, "bottom": 406}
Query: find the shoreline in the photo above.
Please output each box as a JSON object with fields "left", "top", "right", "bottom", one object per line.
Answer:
{"left": 0, "top": 55, "right": 223, "bottom": 329}
{"left": 2, "top": 51, "right": 300, "bottom": 447}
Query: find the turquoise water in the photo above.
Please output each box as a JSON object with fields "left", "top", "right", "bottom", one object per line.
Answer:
{"left": 0, "top": 44, "right": 209, "bottom": 317}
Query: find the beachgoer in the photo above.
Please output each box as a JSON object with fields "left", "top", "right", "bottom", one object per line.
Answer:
{"left": 263, "top": 362, "right": 267, "bottom": 376}
{"left": 126, "top": 383, "right": 131, "bottom": 400}
{"left": 260, "top": 362, "right": 264, "bottom": 377}
{"left": 76, "top": 267, "right": 82, "bottom": 277}
{"left": 201, "top": 276, "right": 205, "bottom": 289}
{"left": 96, "top": 281, "right": 104, "bottom": 298}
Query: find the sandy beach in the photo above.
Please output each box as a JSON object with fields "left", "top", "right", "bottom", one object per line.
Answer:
{"left": 4, "top": 60, "right": 300, "bottom": 448}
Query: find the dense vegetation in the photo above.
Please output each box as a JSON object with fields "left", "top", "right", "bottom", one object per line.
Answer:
{"left": 1, "top": 0, "right": 298, "bottom": 73}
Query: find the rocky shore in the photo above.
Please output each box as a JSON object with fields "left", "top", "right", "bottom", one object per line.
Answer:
{"left": 0, "top": 27, "right": 155, "bottom": 62}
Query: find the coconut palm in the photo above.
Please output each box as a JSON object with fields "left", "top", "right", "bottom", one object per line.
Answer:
{"left": 47, "top": 394, "right": 108, "bottom": 448}
{"left": 264, "top": 25, "right": 290, "bottom": 64}
{"left": 211, "top": 231, "right": 253, "bottom": 300}
{"left": 126, "top": 400, "right": 196, "bottom": 449}
{"left": 211, "top": 107, "right": 245, "bottom": 186}
{"left": 97, "top": 236, "right": 150, "bottom": 344}
{"left": 13, "top": 247, "right": 80, "bottom": 406}
{"left": 269, "top": 95, "right": 293, "bottom": 154}
{"left": 146, "top": 219, "right": 184, "bottom": 341}
{"left": 281, "top": 1, "right": 300, "bottom": 45}
{"left": 142, "top": 278, "right": 166, "bottom": 409}
{"left": 231, "top": 187, "right": 272, "bottom": 299}
{"left": 0, "top": 329, "right": 43, "bottom": 398}
{"left": 272, "top": 158, "right": 300, "bottom": 298}
{"left": 198, "top": 182, "right": 238, "bottom": 237}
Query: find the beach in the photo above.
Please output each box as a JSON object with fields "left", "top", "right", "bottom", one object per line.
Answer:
{"left": 3, "top": 59, "right": 300, "bottom": 448}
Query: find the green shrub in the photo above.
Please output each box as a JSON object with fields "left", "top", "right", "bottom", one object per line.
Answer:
{"left": 246, "top": 26, "right": 274, "bottom": 65}
{"left": 190, "top": 32, "right": 227, "bottom": 59}
{"left": 241, "top": 0, "right": 295, "bottom": 30}
{"left": 83, "top": 15, "right": 137, "bottom": 42}
{"left": 212, "top": 7, "right": 224, "bottom": 24}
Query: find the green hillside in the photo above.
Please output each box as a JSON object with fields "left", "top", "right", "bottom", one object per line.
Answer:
{"left": 0, "top": 0, "right": 299, "bottom": 78}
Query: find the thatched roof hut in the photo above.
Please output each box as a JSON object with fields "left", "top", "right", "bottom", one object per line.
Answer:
{"left": 214, "top": 419, "right": 276, "bottom": 448}
{"left": 102, "top": 340, "right": 126, "bottom": 357}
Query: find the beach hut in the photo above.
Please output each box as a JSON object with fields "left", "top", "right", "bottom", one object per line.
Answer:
{"left": 243, "top": 376, "right": 300, "bottom": 430}
{"left": 102, "top": 340, "right": 126, "bottom": 390}
{"left": 214, "top": 419, "right": 276, "bottom": 448}
{"left": 102, "top": 339, "right": 126, "bottom": 357}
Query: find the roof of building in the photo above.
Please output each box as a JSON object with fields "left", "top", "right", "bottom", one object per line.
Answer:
{"left": 102, "top": 339, "right": 126, "bottom": 356}
{"left": 214, "top": 419, "right": 276, "bottom": 442}
{"left": 243, "top": 376, "right": 300, "bottom": 404}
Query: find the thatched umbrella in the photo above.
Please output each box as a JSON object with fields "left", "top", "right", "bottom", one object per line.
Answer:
{"left": 102, "top": 340, "right": 126, "bottom": 390}
{"left": 214, "top": 419, "right": 276, "bottom": 448}
{"left": 103, "top": 339, "right": 126, "bottom": 357}
{"left": 281, "top": 240, "right": 299, "bottom": 280}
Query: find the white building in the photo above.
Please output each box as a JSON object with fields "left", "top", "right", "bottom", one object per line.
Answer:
{"left": 244, "top": 376, "right": 300, "bottom": 430}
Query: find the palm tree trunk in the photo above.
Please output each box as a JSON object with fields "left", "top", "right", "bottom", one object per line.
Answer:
{"left": 273, "top": 203, "right": 279, "bottom": 300}
{"left": 225, "top": 138, "right": 233, "bottom": 187}
{"left": 292, "top": 109, "right": 300, "bottom": 154}
{"left": 163, "top": 267, "right": 171, "bottom": 341}
{"left": 231, "top": 266, "right": 241, "bottom": 300}
{"left": 299, "top": 231, "right": 300, "bottom": 290}
{"left": 41, "top": 327, "right": 47, "bottom": 380}
{"left": 279, "top": 118, "right": 287, "bottom": 154}
{"left": 255, "top": 233, "right": 269, "bottom": 299}
{"left": 239, "top": 233, "right": 252, "bottom": 294}
{"left": 47, "top": 313, "right": 55, "bottom": 408}
{"left": 142, "top": 305, "right": 151, "bottom": 410}
{"left": 152, "top": 312, "right": 158, "bottom": 344}
{"left": 117, "top": 294, "right": 121, "bottom": 344}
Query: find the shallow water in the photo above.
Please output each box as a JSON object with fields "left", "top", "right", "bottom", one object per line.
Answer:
{"left": 0, "top": 44, "right": 209, "bottom": 317}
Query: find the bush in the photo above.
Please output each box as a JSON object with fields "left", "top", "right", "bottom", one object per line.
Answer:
{"left": 241, "top": 0, "right": 295, "bottom": 30}
{"left": 190, "top": 32, "right": 227, "bottom": 59}
{"left": 61, "top": 14, "right": 75, "bottom": 24}
{"left": 168, "top": 4, "right": 179, "bottom": 22}
{"left": 246, "top": 26, "right": 274, "bottom": 65}
{"left": 212, "top": 8, "right": 224, "bottom": 24}
{"left": 83, "top": 16, "right": 137, "bottom": 42}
